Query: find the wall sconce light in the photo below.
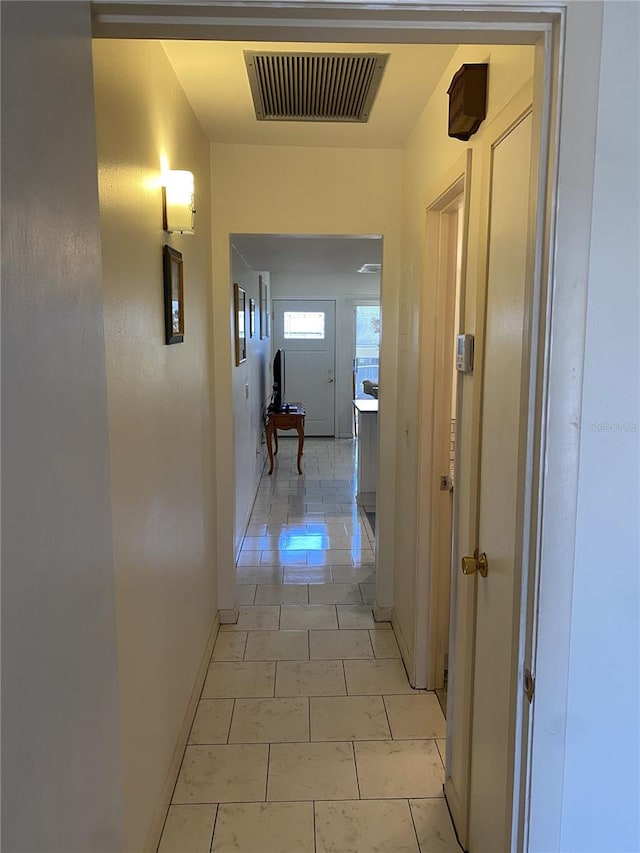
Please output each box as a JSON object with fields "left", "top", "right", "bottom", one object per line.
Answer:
{"left": 162, "top": 170, "right": 195, "bottom": 234}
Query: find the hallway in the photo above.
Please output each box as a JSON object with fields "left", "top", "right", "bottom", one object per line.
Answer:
{"left": 158, "top": 438, "right": 460, "bottom": 852}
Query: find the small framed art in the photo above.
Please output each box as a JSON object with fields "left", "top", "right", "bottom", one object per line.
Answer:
{"left": 163, "top": 245, "right": 184, "bottom": 344}
{"left": 249, "top": 298, "right": 256, "bottom": 338}
{"left": 259, "top": 274, "right": 270, "bottom": 339}
{"left": 235, "top": 283, "right": 247, "bottom": 364}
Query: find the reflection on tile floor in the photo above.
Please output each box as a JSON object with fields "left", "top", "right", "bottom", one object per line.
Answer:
{"left": 159, "top": 438, "right": 461, "bottom": 853}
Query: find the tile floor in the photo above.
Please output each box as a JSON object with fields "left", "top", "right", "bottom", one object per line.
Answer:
{"left": 158, "top": 438, "right": 461, "bottom": 853}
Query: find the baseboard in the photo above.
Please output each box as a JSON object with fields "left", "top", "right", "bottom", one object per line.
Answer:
{"left": 373, "top": 605, "right": 392, "bottom": 623}
{"left": 444, "top": 777, "right": 468, "bottom": 851}
{"left": 219, "top": 607, "right": 239, "bottom": 624}
{"left": 145, "top": 613, "right": 220, "bottom": 853}
{"left": 391, "top": 610, "right": 416, "bottom": 687}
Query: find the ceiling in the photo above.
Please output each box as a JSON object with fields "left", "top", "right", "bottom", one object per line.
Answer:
{"left": 163, "top": 40, "right": 456, "bottom": 274}
{"left": 161, "top": 40, "right": 457, "bottom": 149}
{"left": 231, "top": 234, "right": 382, "bottom": 276}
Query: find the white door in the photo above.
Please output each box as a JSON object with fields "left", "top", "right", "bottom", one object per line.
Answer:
{"left": 273, "top": 299, "right": 336, "bottom": 436}
{"left": 466, "top": 110, "right": 534, "bottom": 851}
{"left": 444, "top": 85, "right": 537, "bottom": 852}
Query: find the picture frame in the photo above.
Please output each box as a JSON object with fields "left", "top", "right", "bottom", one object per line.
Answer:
{"left": 234, "top": 283, "right": 247, "bottom": 364}
{"left": 163, "top": 245, "right": 184, "bottom": 344}
{"left": 259, "top": 274, "right": 270, "bottom": 339}
{"left": 249, "top": 298, "right": 256, "bottom": 338}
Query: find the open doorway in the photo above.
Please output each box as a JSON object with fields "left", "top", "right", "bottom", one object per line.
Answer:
{"left": 228, "top": 233, "right": 383, "bottom": 546}
{"left": 91, "top": 5, "right": 564, "bottom": 844}
{"left": 354, "top": 302, "right": 381, "bottom": 403}
{"left": 429, "top": 191, "right": 465, "bottom": 716}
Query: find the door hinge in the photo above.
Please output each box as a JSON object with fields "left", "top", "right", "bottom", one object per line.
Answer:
{"left": 524, "top": 668, "right": 535, "bottom": 704}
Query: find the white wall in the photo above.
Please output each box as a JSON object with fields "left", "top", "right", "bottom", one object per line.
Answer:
{"left": 93, "top": 40, "right": 217, "bottom": 852}
{"left": 559, "top": 2, "right": 639, "bottom": 848}
{"left": 270, "top": 271, "right": 381, "bottom": 438}
{"left": 211, "top": 144, "right": 402, "bottom": 614}
{"left": 230, "top": 247, "right": 270, "bottom": 556}
{"left": 1, "top": 4, "right": 125, "bottom": 851}
{"left": 393, "top": 44, "right": 535, "bottom": 673}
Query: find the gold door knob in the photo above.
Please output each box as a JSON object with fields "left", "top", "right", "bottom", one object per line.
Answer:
{"left": 461, "top": 549, "right": 488, "bottom": 577}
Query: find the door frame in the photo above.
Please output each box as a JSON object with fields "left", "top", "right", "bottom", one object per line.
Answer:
{"left": 412, "top": 37, "right": 556, "bottom": 853}
{"left": 91, "top": 4, "right": 603, "bottom": 851}
{"left": 414, "top": 153, "right": 471, "bottom": 695}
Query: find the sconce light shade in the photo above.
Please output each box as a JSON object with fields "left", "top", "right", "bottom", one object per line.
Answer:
{"left": 163, "top": 170, "right": 195, "bottom": 234}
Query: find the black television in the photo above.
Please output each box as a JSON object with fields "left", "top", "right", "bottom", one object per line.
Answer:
{"left": 272, "top": 348, "right": 285, "bottom": 410}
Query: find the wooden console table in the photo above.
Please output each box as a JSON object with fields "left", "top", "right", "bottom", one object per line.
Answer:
{"left": 266, "top": 405, "right": 305, "bottom": 475}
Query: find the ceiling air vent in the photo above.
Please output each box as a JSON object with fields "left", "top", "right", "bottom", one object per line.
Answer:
{"left": 244, "top": 51, "right": 388, "bottom": 123}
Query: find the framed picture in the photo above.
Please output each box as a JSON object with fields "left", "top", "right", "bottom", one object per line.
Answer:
{"left": 249, "top": 298, "right": 256, "bottom": 338}
{"left": 234, "top": 283, "right": 247, "bottom": 364}
{"left": 163, "top": 245, "right": 184, "bottom": 344}
{"left": 259, "top": 274, "right": 270, "bottom": 339}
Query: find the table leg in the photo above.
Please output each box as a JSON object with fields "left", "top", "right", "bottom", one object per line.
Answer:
{"left": 296, "top": 423, "right": 304, "bottom": 475}
{"left": 266, "top": 419, "right": 275, "bottom": 475}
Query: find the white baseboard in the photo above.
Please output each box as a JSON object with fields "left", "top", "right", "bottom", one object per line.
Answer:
{"left": 219, "top": 607, "right": 239, "bottom": 624}
{"left": 391, "top": 611, "right": 416, "bottom": 688}
{"left": 145, "top": 613, "right": 220, "bottom": 853}
{"left": 373, "top": 605, "right": 392, "bottom": 623}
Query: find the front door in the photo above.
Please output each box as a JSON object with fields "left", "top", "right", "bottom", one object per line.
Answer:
{"left": 273, "top": 299, "right": 336, "bottom": 436}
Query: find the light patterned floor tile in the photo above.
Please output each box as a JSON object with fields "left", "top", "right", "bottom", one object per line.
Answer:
{"left": 336, "top": 604, "right": 376, "bottom": 629}
{"left": 309, "top": 583, "right": 363, "bottom": 605}
{"left": 244, "top": 630, "right": 309, "bottom": 661}
{"left": 284, "top": 566, "right": 333, "bottom": 584}
{"left": 261, "top": 549, "right": 307, "bottom": 566}
{"left": 409, "top": 799, "right": 461, "bottom": 852}
{"left": 267, "top": 741, "right": 359, "bottom": 801}
{"left": 384, "top": 694, "right": 446, "bottom": 739}
{"left": 314, "top": 800, "right": 419, "bottom": 853}
{"left": 436, "top": 738, "right": 447, "bottom": 767}
{"left": 254, "top": 584, "right": 308, "bottom": 605}
{"left": 275, "top": 660, "right": 347, "bottom": 697}
{"left": 310, "top": 695, "right": 390, "bottom": 741}
{"left": 331, "top": 567, "right": 375, "bottom": 584}
{"left": 156, "top": 441, "right": 470, "bottom": 851}
{"left": 220, "top": 606, "right": 280, "bottom": 631}
{"left": 309, "top": 629, "right": 374, "bottom": 660}
{"left": 237, "top": 550, "right": 263, "bottom": 566}
{"left": 280, "top": 604, "right": 338, "bottom": 630}
{"left": 237, "top": 585, "right": 257, "bottom": 605}
{"left": 309, "top": 549, "right": 353, "bottom": 566}
{"left": 212, "top": 802, "right": 314, "bottom": 853}
{"left": 350, "top": 549, "right": 375, "bottom": 566}
{"left": 354, "top": 740, "right": 444, "bottom": 799}
{"left": 359, "top": 583, "right": 375, "bottom": 604}
{"left": 173, "top": 744, "right": 268, "bottom": 803}
{"left": 229, "top": 697, "right": 309, "bottom": 743}
{"left": 237, "top": 566, "right": 284, "bottom": 585}
{"left": 158, "top": 804, "right": 217, "bottom": 853}
{"left": 344, "top": 660, "right": 415, "bottom": 694}
{"left": 211, "top": 632, "right": 247, "bottom": 661}
{"left": 369, "top": 629, "right": 401, "bottom": 659}
{"left": 189, "top": 699, "right": 233, "bottom": 744}
{"left": 202, "top": 662, "right": 275, "bottom": 698}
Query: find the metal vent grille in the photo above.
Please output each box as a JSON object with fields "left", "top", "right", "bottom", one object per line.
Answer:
{"left": 245, "top": 51, "right": 388, "bottom": 123}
